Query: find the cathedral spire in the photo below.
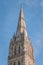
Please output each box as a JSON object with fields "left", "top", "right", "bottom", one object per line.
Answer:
{"left": 8, "top": 6, "right": 34, "bottom": 65}
{"left": 16, "top": 6, "right": 27, "bottom": 36}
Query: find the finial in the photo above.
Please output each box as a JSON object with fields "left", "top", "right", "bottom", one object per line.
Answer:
{"left": 21, "top": 3, "right": 23, "bottom": 8}
{"left": 20, "top": 3, "right": 23, "bottom": 10}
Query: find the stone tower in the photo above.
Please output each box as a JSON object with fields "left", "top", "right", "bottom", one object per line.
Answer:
{"left": 8, "top": 7, "right": 34, "bottom": 65}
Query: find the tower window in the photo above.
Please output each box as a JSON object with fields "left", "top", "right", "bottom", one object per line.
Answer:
{"left": 18, "top": 61, "right": 20, "bottom": 65}
{"left": 14, "top": 62, "right": 15, "bottom": 65}
{"left": 19, "top": 45, "right": 20, "bottom": 54}
{"left": 14, "top": 46, "right": 16, "bottom": 55}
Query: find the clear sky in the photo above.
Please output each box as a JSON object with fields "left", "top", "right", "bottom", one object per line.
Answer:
{"left": 0, "top": 0, "right": 43, "bottom": 65}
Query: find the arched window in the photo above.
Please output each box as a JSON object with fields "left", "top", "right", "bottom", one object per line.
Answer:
{"left": 19, "top": 45, "right": 20, "bottom": 54}
{"left": 18, "top": 61, "right": 20, "bottom": 65}
{"left": 14, "top": 62, "right": 15, "bottom": 65}
{"left": 14, "top": 46, "right": 16, "bottom": 55}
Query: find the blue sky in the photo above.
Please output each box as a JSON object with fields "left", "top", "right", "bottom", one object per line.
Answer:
{"left": 0, "top": 0, "right": 43, "bottom": 65}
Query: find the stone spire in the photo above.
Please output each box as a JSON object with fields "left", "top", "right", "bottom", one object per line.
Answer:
{"left": 8, "top": 6, "right": 34, "bottom": 65}
{"left": 16, "top": 6, "right": 27, "bottom": 37}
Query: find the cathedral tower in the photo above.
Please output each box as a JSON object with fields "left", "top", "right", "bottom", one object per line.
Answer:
{"left": 8, "top": 7, "right": 34, "bottom": 65}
